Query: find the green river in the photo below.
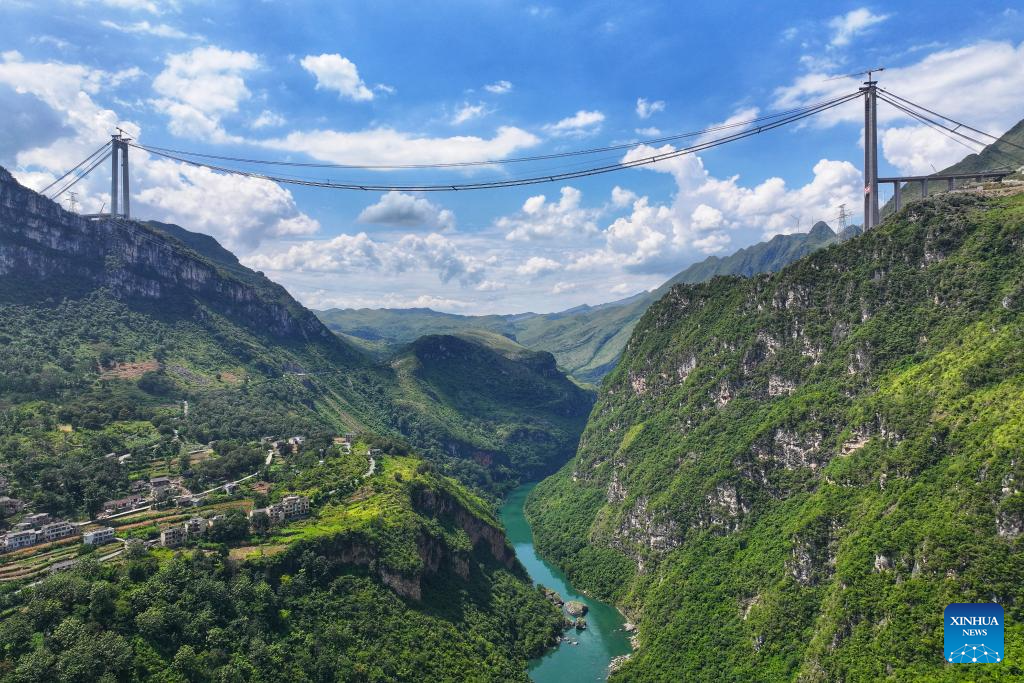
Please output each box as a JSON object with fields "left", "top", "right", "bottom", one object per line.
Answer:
{"left": 499, "top": 483, "right": 633, "bottom": 682}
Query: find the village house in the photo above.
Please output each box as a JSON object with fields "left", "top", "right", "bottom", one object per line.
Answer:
{"left": 184, "top": 517, "right": 207, "bottom": 537}
{"left": 150, "top": 476, "right": 172, "bottom": 491}
{"left": 22, "top": 512, "right": 52, "bottom": 528}
{"left": 39, "top": 520, "right": 76, "bottom": 543}
{"left": 2, "top": 529, "right": 38, "bottom": 551}
{"left": 160, "top": 525, "right": 186, "bottom": 548}
{"left": 103, "top": 493, "right": 148, "bottom": 513}
{"left": 278, "top": 494, "right": 310, "bottom": 518}
{"left": 130, "top": 480, "right": 150, "bottom": 493}
{"left": 82, "top": 527, "right": 116, "bottom": 545}
{"left": 248, "top": 494, "right": 310, "bottom": 529}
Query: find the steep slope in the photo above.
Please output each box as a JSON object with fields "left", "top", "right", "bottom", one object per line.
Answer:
{"left": 317, "top": 222, "right": 855, "bottom": 383}
{"left": 527, "top": 192, "right": 1024, "bottom": 680}
{"left": 389, "top": 331, "right": 595, "bottom": 495}
{"left": 882, "top": 117, "right": 1024, "bottom": 214}
{"left": 0, "top": 166, "right": 566, "bottom": 678}
{"left": 0, "top": 166, "right": 585, "bottom": 496}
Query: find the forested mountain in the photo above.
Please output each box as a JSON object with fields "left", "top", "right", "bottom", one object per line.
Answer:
{"left": 0, "top": 165, "right": 573, "bottom": 679}
{"left": 526, "top": 189, "right": 1024, "bottom": 680}
{"left": 0, "top": 166, "right": 586, "bottom": 498}
{"left": 317, "top": 222, "right": 856, "bottom": 383}
{"left": 389, "top": 331, "right": 594, "bottom": 495}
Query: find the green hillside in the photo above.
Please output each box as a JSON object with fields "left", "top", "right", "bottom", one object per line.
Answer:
{"left": 316, "top": 222, "right": 853, "bottom": 383}
{"left": 389, "top": 331, "right": 594, "bottom": 495}
{"left": 0, "top": 166, "right": 588, "bottom": 499}
{"left": 526, "top": 191, "right": 1024, "bottom": 680}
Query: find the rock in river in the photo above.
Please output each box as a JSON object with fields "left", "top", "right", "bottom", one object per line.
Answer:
{"left": 565, "top": 600, "right": 588, "bottom": 617}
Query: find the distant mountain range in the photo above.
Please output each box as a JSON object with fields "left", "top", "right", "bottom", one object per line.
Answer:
{"left": 317, "top": 221, "right": 862, "bottom": 383}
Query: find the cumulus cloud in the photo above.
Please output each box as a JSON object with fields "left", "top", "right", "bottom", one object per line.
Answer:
{"left": 516, "top": 256, "right": 561, "bottom": 278}
{"left": 828, "top": 8, "right": 889, "bottom": 47}
{"left": 151, "top": 46, "right": 259, "bottom": 141}
{"left": 246, "top": 231, "right": 484, "bottom": 286}
{"left": 544, "top": 110, "right": 605, "bottom": 137}
{"left": 484, "top": 80, "right": 512, "bottom": 94}
{"left": 300, "top": 53, "right": 375, "bottom": 101}
{"left": 0, "top": 51, "right": 320, "bottom": 252}
{"left": 551, "top": 281, "right": 580, "bottom": 294}
{"left": 259, "top": 125, "right": 539, "bottom": 167}
{"left": 499, "top": 186, "right": 600, "bottom": 241}
{"left": 357, "top": 191, "right": 455, "bottom": 231}
{"left": 564, "top": 146, "right": 860, "bottom": 274}
{"left": 635, "top": 97, "right": 665, "bottom": 119}
{"left": 775, "top": 40, "right": 1024, "bottom": 173}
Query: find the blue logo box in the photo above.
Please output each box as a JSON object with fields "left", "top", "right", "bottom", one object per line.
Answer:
{"left": 944, "top": 603, "right": 1004, "bottom": 664}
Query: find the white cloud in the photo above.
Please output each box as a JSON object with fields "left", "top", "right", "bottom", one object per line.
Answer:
{"left": 0, "top": 52, "right": 320, "bottom": 252}
{"left": 475, "top": 280, "right": 507, "bottom": 292}
{"left": 152, "top": 46, "right": 259, "bottom": 141}
{"left": 484, "top": 80, "right": 513, "bottom": 94}
{"left": 564, "top": 146, "right": 861, "bottom": 274}
{"left": 246, "top": 231, "right": 484, "bottom": 286}
{"left": 357, "top": 191, "right": 455, "bottom": 231}
{"left": 451, "top": 102, "right": 487, "bottom": 125}
{"left": 636, "top": 97, "right": 665, "bottom": 119}
{"left": 828, "top": 8, "right": 890, "bottom": 47}
{"left": 516, "top": 256, "right": 561, "bottom": 278}
{"left": 250, "top": 109, "right": 286, "bottom": 129}
{"left": 635, "top": 126, "right": 661, "bottom": 137}
{"left": 499, "top": 186, "right": 600, "bottom": 241}
{"left": 775, "top": 40, "right": 1024, "bottom": 174}
{"left": 611, "top": 186, "right": 638, "bottom": 208}
{"left": 551, "top": 281, "right": 580, "bottom": 294}
{"left": 99, "top": 20, "right": 201, "bottom": 40}
{"left": 544, "top": 110, "right": 605, "bottom": 137}
{"left": 260, "top": 125, "right": 539, "bottom": 167}
{"left": 300, "top": 53, "right": 375, "bottom": 101}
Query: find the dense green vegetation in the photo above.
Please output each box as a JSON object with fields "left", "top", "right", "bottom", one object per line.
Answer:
{"left": 527, "top": 191, "right": 1024, "bottom": 680}
{"left": 388, "top": 331, "right": 593, "bottom": 496}
{"left": 0, "top": 458, "right": 564, "bottom": 682}
{"left": 316, "top": 221, "right": 854, "bottom": 383}
{"left": 0, "top": 166, "right": 589, "bottom": 504}
{"left": 0, "top": 166, "right": 570, "bottom": 679}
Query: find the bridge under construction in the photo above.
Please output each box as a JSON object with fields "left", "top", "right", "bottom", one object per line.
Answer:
{"left": 39, "top": 78, "right": 1024, "bottom": 230}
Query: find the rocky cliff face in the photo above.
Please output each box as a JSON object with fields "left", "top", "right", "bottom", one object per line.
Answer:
{"left": 0, "top": 167, "right": 337, "bottom": 342}
{"left": 527, "top": 192, "right": 1024, "bottom": 680}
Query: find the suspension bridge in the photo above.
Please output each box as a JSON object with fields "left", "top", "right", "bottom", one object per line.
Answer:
{"left": 40, "top": 75, "right": 1024, "bottom": 230}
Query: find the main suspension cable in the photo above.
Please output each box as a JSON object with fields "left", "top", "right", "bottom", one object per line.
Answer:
{"left": 133, "top": 94, "right": 860, "bottom": 171}
{"left": 131, "top": 91, "right": 863, "bottom": 192}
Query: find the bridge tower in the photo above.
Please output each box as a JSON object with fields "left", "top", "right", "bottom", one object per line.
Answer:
{"left": 860, "top": 68, "right": 883, "bottom": 230}
{"left": 109, "top": 131, "right": 131, "bottom": 219}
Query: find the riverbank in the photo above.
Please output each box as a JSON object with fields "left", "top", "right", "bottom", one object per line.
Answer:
{"left": 499, "top": 483, "right": 632, "bottom": 682}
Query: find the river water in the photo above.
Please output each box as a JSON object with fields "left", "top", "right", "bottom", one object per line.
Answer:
{"left": 499, "top": 483, "right": 632, "bottom": 682}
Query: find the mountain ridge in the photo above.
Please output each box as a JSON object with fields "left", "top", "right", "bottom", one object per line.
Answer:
{"left": 316, "top": 221, "right": 857, "bottom": 382}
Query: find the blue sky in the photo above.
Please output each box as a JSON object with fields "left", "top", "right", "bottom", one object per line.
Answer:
{"left": 2, "top": 1, "right": 1023, "bottom": 313}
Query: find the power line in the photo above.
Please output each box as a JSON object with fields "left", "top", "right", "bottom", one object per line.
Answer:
{"left": 131, "top": 91, "right": 863, "bottom": 192}
{"left": 133, "top": 95, "right": 861, "bottom": 171}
